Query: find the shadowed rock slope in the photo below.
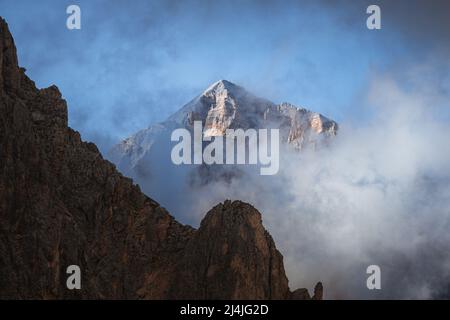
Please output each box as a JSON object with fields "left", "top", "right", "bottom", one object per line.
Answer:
{"left": 0, "top": 17, "right": 320, "bottom": 299}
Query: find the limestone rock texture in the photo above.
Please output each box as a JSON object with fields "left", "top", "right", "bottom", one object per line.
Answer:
{"left": 0, "top": 17, "right": 320, "bottom": 300}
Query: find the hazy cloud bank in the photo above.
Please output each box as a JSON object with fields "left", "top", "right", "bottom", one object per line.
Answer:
{"left": 158, "top": 64, "right": 450, "bottom": 299}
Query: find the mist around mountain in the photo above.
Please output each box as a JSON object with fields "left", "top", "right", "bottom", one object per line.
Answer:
{"left": 109, "top": 79, "right": 338, "bottom": 223}
{"left": 108, "top": 75, "right": 450, "bottom": 299}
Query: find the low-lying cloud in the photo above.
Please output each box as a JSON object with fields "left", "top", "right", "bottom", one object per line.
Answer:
{"left": 149, "top": 66, "right": 450, "bottom": 299}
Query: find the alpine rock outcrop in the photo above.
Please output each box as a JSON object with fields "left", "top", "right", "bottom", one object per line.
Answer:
{"left": 110, "top": 80, "right": 337, "bottom": 173}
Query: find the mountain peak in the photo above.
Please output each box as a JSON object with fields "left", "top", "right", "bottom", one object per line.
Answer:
{"left": 202, "top": 79, "right": 245, "bottom": 97}
{"left": 162, "top": 78, "right": 337, "bottom": 142}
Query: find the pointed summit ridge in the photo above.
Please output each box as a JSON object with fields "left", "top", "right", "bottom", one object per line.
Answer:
{"left": 115, "top": 78, "right": 338, "bottom": 166}
{"left": 202, "top": 79, "right": 244, "bottom": 96}
{"left": 168, "top": 79, "right": 274, "bottom": 130}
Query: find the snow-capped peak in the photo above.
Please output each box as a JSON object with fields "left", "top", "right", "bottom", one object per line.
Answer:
{"left": 110, "top": 80, "right": 338, "bottom": 169}
{"left": 202, "top": 79, "right": 244, "bottom": 96}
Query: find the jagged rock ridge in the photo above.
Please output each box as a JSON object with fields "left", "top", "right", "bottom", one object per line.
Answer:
{"left": 0, "top": 17, "right": 320, "bottom": 299}
{"left": 110, "top": 79, "right": 338, "bottom": 171}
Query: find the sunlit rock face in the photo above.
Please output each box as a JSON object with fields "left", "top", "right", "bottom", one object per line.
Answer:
{"left": 171, "top": 80, "right": 337, "bottom": 147}
{"left": 110, "top": 79, "right": 338, "bottom": 175}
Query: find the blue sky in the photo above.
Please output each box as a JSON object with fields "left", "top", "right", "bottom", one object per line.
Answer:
{"left": 1, "top": 0, "right": 448, "bottom": 153}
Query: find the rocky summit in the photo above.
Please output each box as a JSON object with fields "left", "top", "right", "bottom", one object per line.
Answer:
{"left": 0, "top": 17, "right": 320, "bottom": 299}
{"left": 110, "top": 79, "right": 338, "bottom": 172}
{"left": 108, "top": 76, "right": 338, "bottom": 214}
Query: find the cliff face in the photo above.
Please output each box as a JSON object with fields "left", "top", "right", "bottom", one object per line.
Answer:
{"left": 0, "top": 17, "right": 318, "bottom": 299}
{"left": 166, "top": 201, "right": 290, "bottom": 299}
{"left": 190, "top": 80, "right": 338, "bottom": 146}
